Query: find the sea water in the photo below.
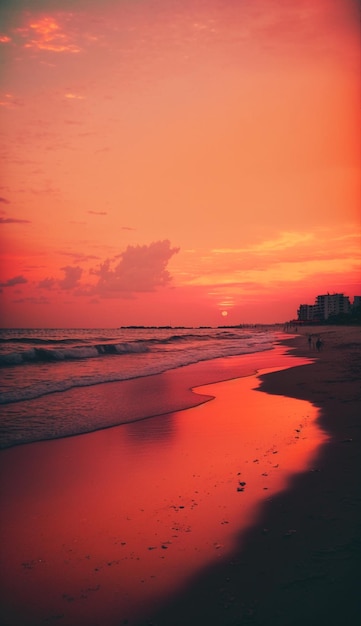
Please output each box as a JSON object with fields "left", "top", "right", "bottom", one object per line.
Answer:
{"left": 0, "top": 327, "right": 277, "bottom": 448}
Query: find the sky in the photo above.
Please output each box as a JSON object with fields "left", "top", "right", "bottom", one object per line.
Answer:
{"left": 0, "top": 0, "right": 360, "bottom": 328}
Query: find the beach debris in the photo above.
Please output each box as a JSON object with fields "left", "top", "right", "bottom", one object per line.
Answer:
{"left": 239, "top": 481, "right": 246, "bottom": 486}
{"left": 148, "top": 546, "right": 157, "bottom": 550}
{"left": 170, "top": 504, "right": 186, "bottom": 511}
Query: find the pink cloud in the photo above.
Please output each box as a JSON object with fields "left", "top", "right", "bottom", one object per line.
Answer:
{"left": 59, "top": 266, "right": 83, "bottom": 290}
{"left": 23, "top": 16, "right": 81, "bottom": 54}
{"left": 91, "top": 240, "right": 180, "bottom": 296}
{"left": 13, "top": 296, "right": 50, "bottom": 305}
{"left": 0, "top": 275, "right": 28, "bottom": 288}
{"left": 0, "top": 216, "right": 31, "bottom": 224}
{"left": 59, "top": 251, "right": 100, "bottom": 263}
{"left": 38, "top": 277, "right": 57, "bottom": 290}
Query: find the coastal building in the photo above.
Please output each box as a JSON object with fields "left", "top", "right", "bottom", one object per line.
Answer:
{"left": 297, "top": 293, "right": 351, "bottom": 322}
{"left": 297, "top": 304, "right": 315, "bottom": 322}
{"left": 313, "top": 293, "right": 351, "bottom": 321}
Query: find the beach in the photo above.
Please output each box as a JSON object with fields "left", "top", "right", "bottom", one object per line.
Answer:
{"left": 146, "top": 325, "right": 361, "bottom": 626}
{"left": 0, "top": 326, "right": 360, "bottom": 625}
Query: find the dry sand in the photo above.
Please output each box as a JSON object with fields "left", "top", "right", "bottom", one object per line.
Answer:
{"left": 143, "top": 325, "right": 361, "bottom": 626}
{"left": 0, "top": 325, "right": 360, "bottom": 626}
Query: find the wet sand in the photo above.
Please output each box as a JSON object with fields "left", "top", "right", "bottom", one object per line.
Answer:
{"left": 0, "top": 327, "right": 360, "bottom": 626}
{"left": 144, "top": 325, "right": 361, "bottom": 626}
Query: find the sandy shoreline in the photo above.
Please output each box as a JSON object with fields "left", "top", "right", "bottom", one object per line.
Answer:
{"left": 0, "top": 326, "right": 360, "bottom": 626}
{"left": 143, "top": 325, "right": 361, "bottom": 626}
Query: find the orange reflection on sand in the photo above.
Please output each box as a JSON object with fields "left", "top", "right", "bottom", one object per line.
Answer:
{"left": 0, "top": 368, "right": 326, "bottom": 626}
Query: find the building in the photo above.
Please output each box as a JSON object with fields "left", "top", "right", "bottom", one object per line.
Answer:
{"left": 352, "top": 296, "right": 361, "bottom": 309}
{"left": 313, "top": 293, "right": 351, "bottom": 321}
{"left": 297, "top": 304, "right": 315, "bottom": 321}
{"left": 297, "top": 293, "right": 351, "bottom": 322}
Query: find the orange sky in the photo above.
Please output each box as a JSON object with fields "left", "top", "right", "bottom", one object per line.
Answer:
{"left": 0, "top": 0, "right": 360, "bottom": 327}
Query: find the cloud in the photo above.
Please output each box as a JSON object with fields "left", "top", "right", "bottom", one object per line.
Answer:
{"left": 65, "top": 92, "right": 84, "bottom": 100}
{"left": 0, "top": 93, "right": 24, "bottom": 108}
{"left": 59, "top": 265, "right": 83, "bottom": 290}
{"left": 88, "top": 210, "right": 107, "bottom": 216}
{"left": 212, "top": 232, "right": 314, "bottom": 255}
{"left": 22, "top": 16, "right": 81, "bottom": 53}
{"left": 179, "top": 225, "right": 361, "bottom": 291}
{"left": 59, "top": 251, "right": 100, "bottom": 263}
{"left": 0, "top": 216, "right": 31, "bottom": 224}
{"left": 91, "top": 240, "right": 180, "bottom": 296}
{"left": 37, "top": 268, "right": 83, "bottom": 291}
{"left": 35, "top": 241, "right": 179, "bottom": 298}
{"left": 13, "top": 296, "right": 50, "bottom": 305}
{"left": 38, "top": 277, "right": 56, "bottom": 290}
{"left": 0, "top": 197, "right": 10, "bottom": 203}
{"left": 0, "top": 275, "right": 28, "bottom": 288}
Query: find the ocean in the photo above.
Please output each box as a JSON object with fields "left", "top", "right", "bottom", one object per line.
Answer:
{"left": 0, "top": 326, "right": 277, "bottom": 449}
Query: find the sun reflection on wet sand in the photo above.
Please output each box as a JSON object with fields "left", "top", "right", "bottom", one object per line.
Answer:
{"left": 0, "top": 366, "right": 326, "bottom": 626}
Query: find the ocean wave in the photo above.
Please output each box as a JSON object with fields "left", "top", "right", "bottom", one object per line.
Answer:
{"left": 0, "top": 342, "right": 274, "bottom": 406}
{"left": 0, "top": 337, "right": 82, "bottom": 345}
{"left": 0, "top": 341, "right": 150, "bottom": 365}
{"left": 0, "top": 330, "right": 259, "bottom": 367}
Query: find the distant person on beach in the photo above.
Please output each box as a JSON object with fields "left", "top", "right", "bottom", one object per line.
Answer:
{"left": 316, "top": 337, "right": 323, "bottom": 352}
{"left": 308, "top": 335, "right": 312, "bottom": 349}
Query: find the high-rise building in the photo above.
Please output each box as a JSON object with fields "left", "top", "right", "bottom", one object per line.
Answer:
{"left": 353, "top": 296, "right": 361, "bottom": 309}
{"left": 297, "top": 293, "right": 351, "bottom": 321}
{"left": 297, "top": 304, "right": 315, "bottom": 321}
{"left": 314, "top": 293, "right": 351, "bottom": 320}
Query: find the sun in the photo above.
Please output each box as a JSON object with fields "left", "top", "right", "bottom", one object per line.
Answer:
{"left": 221, "top": 310, "right": 228, "bottom": 317}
